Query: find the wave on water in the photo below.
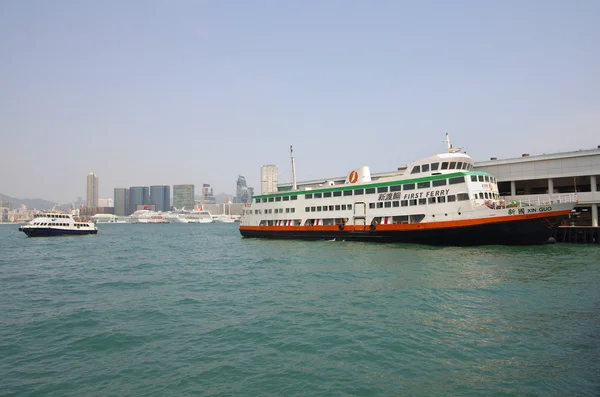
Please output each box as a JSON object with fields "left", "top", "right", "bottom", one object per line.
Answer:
{"left": 0, "top": 225, "right": 599, "bottom": 396}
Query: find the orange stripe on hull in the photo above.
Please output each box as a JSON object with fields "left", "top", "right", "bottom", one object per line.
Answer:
{"left": 239, "top": 210, "right": 571, "bottom": 232}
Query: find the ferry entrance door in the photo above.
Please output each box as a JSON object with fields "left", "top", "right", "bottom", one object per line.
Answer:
{"left": 353, "top": 202, "right": 366, "bottom": 231}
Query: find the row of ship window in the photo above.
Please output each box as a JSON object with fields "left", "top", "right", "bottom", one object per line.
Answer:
{"left": 306, "top": 176, "right": 465, "bottom": 199}
{"left": 32, "top": 222, "right": 90, "bottom": 227}
{"left": 471, "top": 175, "right": 497, "bottom": 183}
{"left": 256, "top": 176, "right": 473, "bottom": 203}
{"left": 480, "top": 192, "right": 499, "bottom": 200}
{"left": 306, "top": 193, "right": 471, "bottom": 212}
{"left": 256, "top": 195, "right": 299, "bottom": 203}
{"left": 246, "top": 192, "right": 502, "bottom": 216}
{"left": 305, "top": 177, "right": 468, "bottom": 200}
{"left": 245, "top": 208, "right": 298, "bottom": 215}
{"left": 411, "top": 161, "right": 474, "bottom": 174}
{"left": 254, "top": 174, "right": 500, "bottom": 205}
{"left": 259, "top": 214, "right": 428, "bottom": 226}
{"left": 34, "top": 214, "right": 71, "bottom": 218}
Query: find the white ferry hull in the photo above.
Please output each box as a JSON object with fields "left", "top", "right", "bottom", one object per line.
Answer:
{"left": 240, "top": 208, "right": 570, "bottom": 245}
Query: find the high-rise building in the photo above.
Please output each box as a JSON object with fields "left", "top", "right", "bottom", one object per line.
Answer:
{"left": 86, "top": 172, "right": 99, "bottom": 208}
{"left": 202, "top": 183, "right": 216, "bottom": 205}
{"left": 236, "top": 175, "right": 253, "bottom": 203}
{"left": 0, "top": 200, "right": 12, "bottom": 210}
{"left": 98, "top": 198, "right": 114, "bottom": 207}
{"left": 150, "top": 185, "right": 171, "bottom": 212}
{"left": 114, "top": 188, "right": 129, "bottom": 216}
{"left": 0, "top": 207, "right": 8, "bottom": 222}
{"left": 129, "top": 186, "right": 150, "bottom": 214}
{"left": 261, "top": 165, "right": 278, "bottom": 194}
{"left": 173, "top": 184, "right": 195, "bottom": 210}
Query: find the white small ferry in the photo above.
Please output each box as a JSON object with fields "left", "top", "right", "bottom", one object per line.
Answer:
{"left": 19, "top": 212, "right": 98, "bottom": 237}
{"left": 239, "top": 136, "right": 578, "bottom": 245}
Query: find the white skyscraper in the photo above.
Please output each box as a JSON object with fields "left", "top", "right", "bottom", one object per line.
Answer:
{"left": 86, "top": 172, "right": 99, "bottom": 208}
{"left": 261, "top": 165, "right": 278, "bottom": 194}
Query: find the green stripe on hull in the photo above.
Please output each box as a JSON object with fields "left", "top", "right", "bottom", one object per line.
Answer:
{"left": 254, "top": 171, "right": 493, "bottom": 199}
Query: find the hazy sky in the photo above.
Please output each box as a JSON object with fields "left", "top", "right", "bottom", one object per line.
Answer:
{"left": 1, "top": 1, "right": 599, "bottom": 204}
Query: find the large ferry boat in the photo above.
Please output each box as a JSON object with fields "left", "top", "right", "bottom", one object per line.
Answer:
{"left": 239, "top": 137, "right": 577, "bottom": 245}
{"left": 19, "top": 212, "right": 98, "bottom": 237}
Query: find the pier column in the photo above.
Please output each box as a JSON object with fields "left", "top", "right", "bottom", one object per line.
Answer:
{"left": 548, "top": 178, "right": 554, "bottom": 194}
{"left": 510, "top": 181, "right": 516, "bottom": 196}
{"left": 593, "top": 176, "right": 598, "bottom": 227}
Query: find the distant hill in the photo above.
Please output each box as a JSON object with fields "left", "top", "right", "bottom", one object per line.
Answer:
{"left": 0, "top": 193, "right": 59, "bottom": 210}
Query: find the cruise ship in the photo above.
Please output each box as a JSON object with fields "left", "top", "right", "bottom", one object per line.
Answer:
{"left": 166, "top": 210, "right": 213, "bottom": 223}
{"left": 213, "top": 214, "right": 240, "bottom": 223}
{"left": 92, "top": 214, "right": 130, "bottom": 223}
{"left": 130, "top": 210, "right": 168, "bottom": 224}
{"left": 239, "top": 137, "right": 577, "bottom": 245}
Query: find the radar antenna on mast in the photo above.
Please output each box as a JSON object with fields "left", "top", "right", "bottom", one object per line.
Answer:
{"left": 445, "top": 133, "right": 464, "bottom": 153}
{"left": 290, "top": 145, "right": 297, "bottom": 190}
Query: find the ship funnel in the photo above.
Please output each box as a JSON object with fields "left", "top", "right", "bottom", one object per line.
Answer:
{"left": 345, "top": 166, "right": 371, "bottom": 184}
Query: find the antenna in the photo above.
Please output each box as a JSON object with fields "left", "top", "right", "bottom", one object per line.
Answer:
{"left": 445, "top": 133, "right": 463, "bottom": 153}
{"left": 290, "top": 145, "right": 297, "bottom": 190}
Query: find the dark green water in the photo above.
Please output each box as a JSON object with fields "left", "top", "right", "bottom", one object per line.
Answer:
{"left": 1, "top": 224, "right": 599, "bottom": 396}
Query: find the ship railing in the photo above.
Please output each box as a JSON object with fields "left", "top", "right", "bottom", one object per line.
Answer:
{"left": 481, "top": 194, "right": 578, "bottom": 210}
{"left": 494, "top": 193, "right": 578, "bottom": 209}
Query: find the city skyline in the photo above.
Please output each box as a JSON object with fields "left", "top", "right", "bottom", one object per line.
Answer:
{"left": 1, "top": 2, "right": 599, "bottom": 204}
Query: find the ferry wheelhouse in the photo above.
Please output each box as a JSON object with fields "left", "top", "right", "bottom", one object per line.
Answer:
{"left": 19, "top": 212, "right": 98, "bottom": 237}
{"left": 239, "top": 137, "right": 577, "bottom": 245}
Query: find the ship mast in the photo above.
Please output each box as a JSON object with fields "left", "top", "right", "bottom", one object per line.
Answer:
{"left": 290, "top": 145, "right": 297, "bottom": 190}
{"left": 445, "top": 133, "right": 463, "bottom": 153}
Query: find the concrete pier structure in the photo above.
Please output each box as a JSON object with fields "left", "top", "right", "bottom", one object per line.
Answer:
{"left": 475, "top": 147, "right": 600, "bottom": 227}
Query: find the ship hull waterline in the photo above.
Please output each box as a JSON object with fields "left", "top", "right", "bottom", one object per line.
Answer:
{"left": 19, "top": 227, "right": 99, "bottom": 237}
{"left": 239, "top": 210, "right": 570, "bottom": 246}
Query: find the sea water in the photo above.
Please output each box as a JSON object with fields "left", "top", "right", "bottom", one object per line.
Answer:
{"left": 1, "top": 224, "right": 599, "bottom": 396}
